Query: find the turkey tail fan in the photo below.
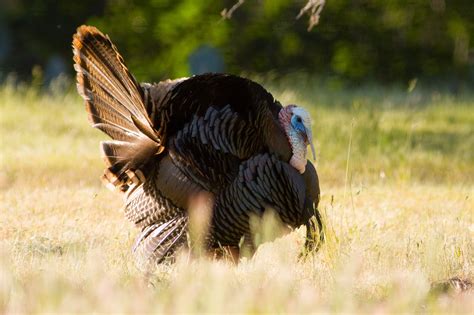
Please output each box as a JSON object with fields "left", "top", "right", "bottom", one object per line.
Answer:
{"left": 133, "top": 215, "right": 188, "bottom": 270}
{"left": 72, "top": 25, "right": 163, "bottom": 191}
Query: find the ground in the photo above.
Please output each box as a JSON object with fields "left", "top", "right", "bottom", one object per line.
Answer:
{"left": 0, "top": 79, "right": 473, "bottom": 313}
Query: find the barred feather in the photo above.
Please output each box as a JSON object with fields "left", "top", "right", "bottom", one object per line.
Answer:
{"left": 133, "top": 215, "right": 188, "bottom": 270}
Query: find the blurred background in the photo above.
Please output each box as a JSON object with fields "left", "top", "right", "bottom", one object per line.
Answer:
{"left": 0, "top": 0, "right": 473, "bottom": 88}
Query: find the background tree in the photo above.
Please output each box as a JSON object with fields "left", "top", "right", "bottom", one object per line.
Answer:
{"left": 0, "top": 0, "right": 472, "bottom": 86}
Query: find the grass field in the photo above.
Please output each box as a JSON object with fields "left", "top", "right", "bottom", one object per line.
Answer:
{"left": 1, "top": 79, "right": 473, "bottom": 313}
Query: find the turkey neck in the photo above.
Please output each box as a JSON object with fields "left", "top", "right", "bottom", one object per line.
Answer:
{"left": 263, "top": 109, "right": 292, "bottom": 162}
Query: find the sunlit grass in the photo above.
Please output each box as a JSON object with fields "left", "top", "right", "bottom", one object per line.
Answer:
{"left": 0, "top": 80, "right": 472, "bottom": 313}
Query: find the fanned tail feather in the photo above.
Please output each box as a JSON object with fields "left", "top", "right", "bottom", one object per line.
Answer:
{"left": 72, "top": 25, "right": 163, "bottom": 191}
{"left": 133, "top": 215, "right": 188, "bottom": 270}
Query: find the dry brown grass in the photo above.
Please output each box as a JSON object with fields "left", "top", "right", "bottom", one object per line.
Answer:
{"left": 0, "top": 82, "right": 473, "bottom": 313}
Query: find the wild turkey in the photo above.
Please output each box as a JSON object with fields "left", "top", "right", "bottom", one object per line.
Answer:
{"left": 72, "top": 25, "right": 323, "bottom": 269}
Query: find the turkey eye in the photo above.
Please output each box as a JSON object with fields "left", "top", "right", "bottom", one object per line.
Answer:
{"left": 296, "top": 116, "right": 302, "bottom": 123}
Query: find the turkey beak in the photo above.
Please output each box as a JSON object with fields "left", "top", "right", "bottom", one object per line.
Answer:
{"left": 300, "top": 128, "right": 316, "bottom": 161}
{"left": 309, "top": 136, "right": 316, "bottom": 161}
{"left": 306, "top": 130, "right": 316, "bottom": 161}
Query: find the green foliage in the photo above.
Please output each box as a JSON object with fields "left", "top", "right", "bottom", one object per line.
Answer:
{"left": 1, "top": 0, "right": 473, "bottom": 84}
{"left": 88, "top": 0, "right": 230, "bottom": 80}
{"left": 0, "top": 0, "right": 105, "bottom": 80}
{"left": 88, "top": 0, "right": 474, "bottom": 84}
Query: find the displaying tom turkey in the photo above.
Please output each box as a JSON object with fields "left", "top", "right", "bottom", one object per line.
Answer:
{"left": 72, "top": 25, "right": 323, "bottom": 269}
